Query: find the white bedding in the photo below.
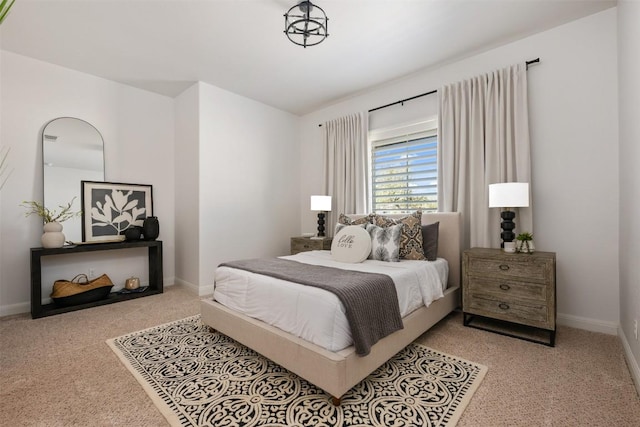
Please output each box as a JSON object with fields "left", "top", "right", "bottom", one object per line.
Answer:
{"left": 213, "top": 250, "right": 448, "bottom": 352}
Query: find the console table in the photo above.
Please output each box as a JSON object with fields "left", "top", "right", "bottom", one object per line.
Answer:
{"left": 31, "top": 240, "right": 163, "bottom": 319}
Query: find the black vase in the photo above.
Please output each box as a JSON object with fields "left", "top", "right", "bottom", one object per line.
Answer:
{"left": 143, "top": 216, "right": 159, "bottom": 240}
{"left": 124, "top": 226, "right": 143, "bottom": 241}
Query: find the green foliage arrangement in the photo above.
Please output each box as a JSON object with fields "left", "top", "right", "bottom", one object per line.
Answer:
{"left": 516, "top": 232, "right": 533, "bottom": 241}
{"left": 0, "top": 146, "right": 11, "bottom": 191}
{"left": 0, "top": 0, "right": 15, "bottom": 25}
{"left": 21, "top": 197, "right": 82, "bottom": 224}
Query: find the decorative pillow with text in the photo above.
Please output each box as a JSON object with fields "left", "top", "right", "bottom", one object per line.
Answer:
{"left": 331, "top": 225, "right": 372, "bottom": 263}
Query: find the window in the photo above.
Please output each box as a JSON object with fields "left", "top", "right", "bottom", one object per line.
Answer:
{"left": 370, "top": 121, "right": 438, "bottom": 214}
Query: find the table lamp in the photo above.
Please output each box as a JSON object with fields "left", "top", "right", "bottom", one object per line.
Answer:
{"left": 489, "top": 182, "right": 529, "bottom": 248}
{"left": 310, "top": 195, "right": 332, "bottom": 239}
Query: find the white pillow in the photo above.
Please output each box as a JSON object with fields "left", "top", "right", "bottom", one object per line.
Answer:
{"left": 366, "top": 223, "right": 402, "bottom": 262}
{"left": 331, "top": 225, "right": 372, "bottom": 263}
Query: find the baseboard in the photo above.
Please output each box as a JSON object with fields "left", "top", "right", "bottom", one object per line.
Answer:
{"left": 172, "top": 277, "right": 214, "bottom": 297}
{"left": 172, "top": 277, "right": 212, "bottom": 297}
{"left": 0, "top": 302, "right": 31, "bottom": 317}
{"left": 173, "top": 277, "right": 201, "bottom": 295}
{"left": 618, "top": 325, "right": 640, "bottom": 397}
{"left": 556, "top": 313, "right": 618, "bottom": 335}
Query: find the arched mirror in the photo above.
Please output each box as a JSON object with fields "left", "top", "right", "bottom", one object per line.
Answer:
{"left": 43, "top": 117, "right": 105, "bottom": 243}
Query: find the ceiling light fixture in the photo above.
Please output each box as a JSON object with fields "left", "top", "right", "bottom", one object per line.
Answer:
{"left": 284, "top": 1, "right": 329, "bottom": 48}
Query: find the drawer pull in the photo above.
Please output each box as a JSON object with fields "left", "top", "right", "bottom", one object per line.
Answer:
{"left": 499, "top": 264, "right": 510, "bottom": 271}
{"left": 498, "top": 302, "right": 510, "bottom": 310}
{"left": 499, "top": 284, "right": 511, "bottom": 291}
{"left": 303, "top": 244, "right": 310, "bottom": 249}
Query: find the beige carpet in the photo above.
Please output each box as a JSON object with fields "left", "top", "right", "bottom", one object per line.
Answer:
{"left": 107, "top": 315, "right": 487, "bottom": 426}
{"left": 1, "top": 284, "right": 639, "bottom": 426}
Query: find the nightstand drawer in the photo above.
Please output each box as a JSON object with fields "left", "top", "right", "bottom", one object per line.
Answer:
{"left": 466, "top": 277, "right": 547, "bottom": 302}
{"left": 290, "top": 237, "right": 332, "bottom": 255}
{"left": 466, "top": 293, "right": 550, "bottom": 328}
{"left": 291, "top": 240, "right": 316, "bottom": 253}
{"left": 467, "top": 257, "right": 548, "bottom": 282}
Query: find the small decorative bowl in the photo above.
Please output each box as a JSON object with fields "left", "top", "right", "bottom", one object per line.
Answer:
{"left": 124, "top": 226, "right": 143, "bottom": 241}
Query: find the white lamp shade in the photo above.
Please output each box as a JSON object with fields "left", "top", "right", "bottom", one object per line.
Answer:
{"left": 310, "top": 195, "right": 332, "bottom": 211}
{"left": 489, "top": 183, "right": 530, "bottom": 208}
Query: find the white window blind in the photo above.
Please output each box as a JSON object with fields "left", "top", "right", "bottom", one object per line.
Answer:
{"left": 371, "top": 126, "right": 438, "bottom": 214}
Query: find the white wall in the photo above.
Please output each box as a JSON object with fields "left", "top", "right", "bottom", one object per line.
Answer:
{"left": 618, "top": 0, "right": 640, "bottom": 387}
{"left": 195, "top": 82, "right": 301, "bottom": 295}
{"left": 174, "top": 83, "right": 200, "bottom": 292}
{"left": 0, "top": 51, "right": 175, "bottom": 315}
{"left": 299, "top": 9, "right": 620, "bottom": 331}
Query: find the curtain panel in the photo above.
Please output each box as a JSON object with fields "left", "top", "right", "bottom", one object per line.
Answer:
{"left": 322, "top": 112, "right": 369, "bottom": 234}
{"left": 438, "top": 63, "right": 532, "bottom": 249}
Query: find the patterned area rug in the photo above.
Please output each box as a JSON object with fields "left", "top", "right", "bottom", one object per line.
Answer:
{"left": 107, "top": 316, "right": 486, "bottom": 427}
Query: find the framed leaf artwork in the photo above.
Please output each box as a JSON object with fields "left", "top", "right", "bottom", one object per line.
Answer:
{"left": 81, "top": 181, "right": 153, "bottom": 242}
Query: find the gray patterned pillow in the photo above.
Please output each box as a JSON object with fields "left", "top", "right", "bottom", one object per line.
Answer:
{"left": 373, "top": 211, "right": 426, "bottom": 260}
{"left": 366, "top": 223, "right": 402, "bottom": 262}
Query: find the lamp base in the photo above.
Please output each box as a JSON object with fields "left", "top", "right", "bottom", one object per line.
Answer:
{"left": 316, "top": 212, "right": 326, "bottom": 237}
{"left": 500, "top": 210, "right": 516, "bottom": 248}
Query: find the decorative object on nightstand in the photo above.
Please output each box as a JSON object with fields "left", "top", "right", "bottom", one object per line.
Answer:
{"left": 462, "top": 247, "right": 556, "bottom": 346}
{"left": 310, "top": 195, "right": 332, "bottom": 239}
{"left": 515, "top": 232, "right": 535, "bottom": 254}
{"left": 290, "top": 236, "right": 332, "bottom": 255}
{"left": 489, "top": 182, "right": 529, "bottom": 248}
{"left": 503, "top": 241, "right": 516, "bottom": 253}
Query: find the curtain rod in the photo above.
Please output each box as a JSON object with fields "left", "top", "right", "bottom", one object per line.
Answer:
{"left": 368, "top": 89, "right": 437, "bottom": 113}
{"left": 318, "top": 57, "right": 540, "bottom": 126}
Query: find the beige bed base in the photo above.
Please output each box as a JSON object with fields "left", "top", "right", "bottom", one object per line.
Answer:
{"left": 200, "top": 212, "right": 462, "bottom": 402}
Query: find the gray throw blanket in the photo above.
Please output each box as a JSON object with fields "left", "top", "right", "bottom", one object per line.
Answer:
{"left": 219, "top": 258, "right": 403, "bottom": 356}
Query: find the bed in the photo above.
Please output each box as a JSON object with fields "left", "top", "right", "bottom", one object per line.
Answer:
{"left": 200, "top": 212, "right": 462, "bottom": 404}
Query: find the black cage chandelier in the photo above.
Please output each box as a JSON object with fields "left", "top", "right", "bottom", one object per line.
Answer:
{"left": 284, "top": 1, "right": 329, "bottom": 48}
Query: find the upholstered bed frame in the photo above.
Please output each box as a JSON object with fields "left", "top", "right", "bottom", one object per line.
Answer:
{"left": 200, "top": 212, "right": 462, "bottom": 404}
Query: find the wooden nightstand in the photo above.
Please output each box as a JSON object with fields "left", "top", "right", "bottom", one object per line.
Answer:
{"left": 290, "top": 236, "right": 332, "bottom": 255}
{"left": 462, "top": 247, "right": 556, "bottom": 346}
